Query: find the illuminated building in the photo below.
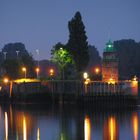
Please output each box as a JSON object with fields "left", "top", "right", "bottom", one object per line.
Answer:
{"left": 102, "top": 40, "right": 118, "bottom": 82}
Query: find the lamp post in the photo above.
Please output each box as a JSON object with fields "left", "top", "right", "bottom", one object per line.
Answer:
{"left": 83, "top": 72, "right": 88, "bottom": 80}
{"left": 36, "top": 49, "right": 39, "bottom": 67}
{"left": 95, "top": 67, "right": 100, "bottom": 74}
{"left": 94, "top": 67, "right": 100, "bottom": 81}
{"left": 22, "top": 67, "right": 27, "bottom": 78}
{"left": 3, "top": 52, "right": 7, "bottom": 60}
{"left": 49, "top": 68, "right": 54, "bottom": 77}
{"left": 83, "top": 72, "right": 89, "bottom": 94}
{"left": 35, "top": 67, "right": 40, "bottom": 79}
{"left": 36, "top": 49, "right": 40, "bottom": 78}
{"left": 16, "top": 50, "right": 20, "bottom": 59}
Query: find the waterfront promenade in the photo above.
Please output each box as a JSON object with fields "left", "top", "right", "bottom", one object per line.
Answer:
{"left": 0, "top": 79, "right": 139, "bottom": 107}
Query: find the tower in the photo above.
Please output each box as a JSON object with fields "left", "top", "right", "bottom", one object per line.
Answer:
{"left": 102, "top": 40, "right": 118, "bottom": 82}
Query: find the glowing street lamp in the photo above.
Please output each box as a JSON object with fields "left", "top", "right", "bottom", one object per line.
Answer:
{"left": 35, "top": 67, "right": 40, "bottom": 79}
{"left": 22, "top": 67, "right": 27, "bottom": 78}
{"left": 3, "top": 77, "right": 9, "bottom": 84}
{"left": 83, "top": 72, "right": 88, "bottom": 79}
{"left": 95, "top": 67, "right": 100, "bottom": 74}
{"left": 83, "top": 72, "right": 89, "bottom": 94}
{"left": 49, "top": 68, "right": 54, "bottom": 76}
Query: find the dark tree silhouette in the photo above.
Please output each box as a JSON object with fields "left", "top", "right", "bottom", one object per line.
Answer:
{"left": 0, "top": 42, "right": 35, "bottom": 79}
{"left": 114, "top": 39, "right": 140, "bottom": 79}
{"left": 67, "top": 11, "right": 89, "bottom": 74}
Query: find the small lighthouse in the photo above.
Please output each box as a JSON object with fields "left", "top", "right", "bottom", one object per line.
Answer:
{"left": 102, "top": 40, "right": 118, "bottom": 83}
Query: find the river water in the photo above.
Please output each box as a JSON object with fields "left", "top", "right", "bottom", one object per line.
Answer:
{"left": 0, "top": 104, "right": 139, "bottom": 140}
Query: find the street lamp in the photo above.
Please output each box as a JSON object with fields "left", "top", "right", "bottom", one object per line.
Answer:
{"left": 83, "top": 72, "right": 88, "bottom": 79}
{"left": 22, "top": 67, "right": 27, "bottom": 78}
{"left": 3, "top": 77, "right": 9, "bottom": 84}
{"left": 3, "top": 52, "right": 7, "bottom": 60}
{"left": 83, "top": 72, "right": 89, "bottom": 94}
{"left": 35, "top": 67, "right": 40, "bottom": 79}
{"left": 16, "top": 50, "right": 20, "bottom": 59}
{"left": 95, "top": 67, "right": 100, "bottom": 74}
{"left": 49, "top": 68, "right": 54, "bottom": 76}
{"left": 36, "top": 49, "right": 39, "bottom": 67}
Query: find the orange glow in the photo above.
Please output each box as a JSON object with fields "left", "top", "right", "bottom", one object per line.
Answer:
{"left": 132, "top": 112, "right": 139, "bottom": 140}
{"left": 95, "top": 67, "right": 100, "bottom": 74}
{"left": 14, "top": 78, "right": 40, "bottom": 83}
{"left": 131, "top": 80, "right": 138, "bottom": 95}
{"left": 5, "top": 112, "right": 8, "bottom": 140}
{"left": 108, "top": 78, "right": 115, "bottom": 84}
{"left": 10, "top": 81, "right": 13, "bottom": 97}
{"left": 23, "top": 116, "right": 27, "bottom": 140}
{"left": 22, "top": 67, "right": 27, "bottom": 78}
{"left": 49, "top": 68, "right": 54, "bottom": 76}
{"left": 3, "top": 77, "right": 9, "bottom": 84}
{"left": 84, "top": 78, "right": 90, "bottom": 85}
{"left": 36, "top": 67, "right": 40, "bottom": 73}
{"left": 22, "top": 67, "right": 26, "bottom": 72}
{"left": 84, "top": 115, "right": 91, "bottom": 140}
{"left": 109, "top": 117, "right": 117, "bottom": 140}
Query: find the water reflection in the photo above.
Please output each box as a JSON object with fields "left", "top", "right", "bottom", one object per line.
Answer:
{"left": 84, "top": 115, "right": 91, "bottom": 140}
{"left": 108, "top": 117, "right": 118, "bottom": 140}
{"left": 5, "top": 112, "right": 8, "bottom": 140}
{"left": 37, "top": 128, "right": 40, "bottom": 140}
{"left": 23, "top": 116, "right": 27, "bottom": 140}
{"left": 0, "top": 104, "right": 139, "bottom": 140}
{"left": 103, "top": 116, "right": 118, "bottom": 140}
{"left": 132, "top": 112, "right": 139, "bottom": 140}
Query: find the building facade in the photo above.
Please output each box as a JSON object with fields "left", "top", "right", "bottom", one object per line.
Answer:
{"left": 102, "top": 40, "right": 118, "bottom": 82}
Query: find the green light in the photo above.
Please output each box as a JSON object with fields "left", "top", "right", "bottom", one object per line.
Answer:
{"left": 108, "top": 44, "right": 112, "bottom": 48}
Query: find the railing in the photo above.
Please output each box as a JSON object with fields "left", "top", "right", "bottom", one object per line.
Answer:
{"left": 45, "top": 80, "right": 138, "bottom": 96}
{"left": 1, "top": 80, "right": 138, "bottom": 96}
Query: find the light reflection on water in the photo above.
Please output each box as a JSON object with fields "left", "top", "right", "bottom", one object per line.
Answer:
{"left": 0, "top": 104, "right": 139, "bottom": 140}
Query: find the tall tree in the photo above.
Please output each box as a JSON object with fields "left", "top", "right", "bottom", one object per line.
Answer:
{"left": 67, "top": 11, "right": 89, "bottom": 73}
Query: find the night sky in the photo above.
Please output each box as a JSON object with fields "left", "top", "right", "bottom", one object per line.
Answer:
{"left": 0, "top": 0, "right": 140, "bottom": 60}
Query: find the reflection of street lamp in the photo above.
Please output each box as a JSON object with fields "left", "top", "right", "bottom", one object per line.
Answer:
{"left": 22, "top": 67, "right": 27, "bottom": 78}
{"left": 35, "top": 67, "right": 40, "bottom": 79}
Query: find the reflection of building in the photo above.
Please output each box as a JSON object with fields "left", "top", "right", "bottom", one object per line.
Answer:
{"left": 102, "top": 40, "right": 118, "bottom": 82}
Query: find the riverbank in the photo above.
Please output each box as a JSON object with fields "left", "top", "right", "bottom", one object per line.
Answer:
{"left": 0, "top": 92, "right": 139, "bottom": 109}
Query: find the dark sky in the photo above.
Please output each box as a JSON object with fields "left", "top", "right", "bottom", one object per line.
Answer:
{"left": 0, "top": 0, "right": 140, "bottom": 60}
